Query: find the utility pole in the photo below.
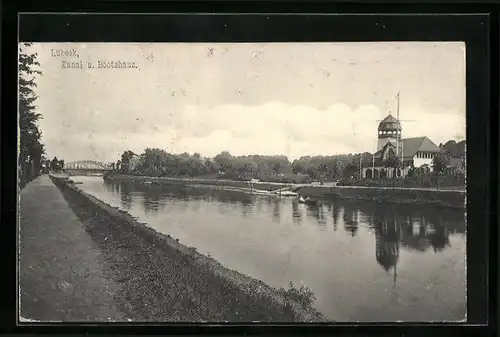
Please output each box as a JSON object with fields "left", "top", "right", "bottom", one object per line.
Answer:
{"left": 372, "top": 144, "right": 375, "bottom": 177}
{"left": 359, "top": 141, "right": 363, "bottom": 180}
{"left": 359, "top": 152, "right": 362, "bottom": 180}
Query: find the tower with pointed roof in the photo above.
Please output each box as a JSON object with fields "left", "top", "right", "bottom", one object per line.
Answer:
{"left": 361, "top": 112, "right": 441, "bottom": 179}
{"left": 377, "top": 113, "right": 402, "bottom": 153}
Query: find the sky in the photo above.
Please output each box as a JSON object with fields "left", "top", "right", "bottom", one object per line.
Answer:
{"left": 23, "top": 42, "right": 466, "bottom": 163}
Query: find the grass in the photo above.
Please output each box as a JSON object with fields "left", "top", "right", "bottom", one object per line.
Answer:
{"left": 277, "top": 281, "right": 317, "bottom": 309}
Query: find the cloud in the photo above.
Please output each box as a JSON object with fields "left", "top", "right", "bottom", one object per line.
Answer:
{"left": 168, "top": 103, "right": 464, "bottom": 159}
{"left": 28, "top": 42, "right": 465, "bottom": 162}
{"left": 50, "top": 102, "right": 463, "bottom": 162}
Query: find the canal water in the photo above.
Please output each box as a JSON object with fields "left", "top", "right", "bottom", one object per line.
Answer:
{"left": 71, "top": 176, "right": 466, "bottom": 322}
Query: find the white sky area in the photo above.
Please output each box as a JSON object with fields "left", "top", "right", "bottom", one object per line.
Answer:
{"left": 25, "top": 42, "right": 466, "bottom": 162}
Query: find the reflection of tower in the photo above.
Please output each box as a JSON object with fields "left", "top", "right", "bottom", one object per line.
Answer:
{"left": 374, "top": 216, "right": 400, "bottom": 274}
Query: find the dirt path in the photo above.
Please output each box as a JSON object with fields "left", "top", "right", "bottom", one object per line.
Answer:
{"left": 20, "top": 175, "right": 326, "bottom": 322}
{"left": 19, "top": 175, "right": 128, "bottom": 322}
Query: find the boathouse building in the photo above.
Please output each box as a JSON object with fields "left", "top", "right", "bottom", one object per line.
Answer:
{"left": 362, "top": 113, "right": 440, "bottom": 179}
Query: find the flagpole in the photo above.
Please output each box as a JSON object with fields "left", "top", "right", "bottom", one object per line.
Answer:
{"left": 359, "top": 154, "right": 362, "bottom": 179}
{"left": 396, "top": 92, "right": 400, "bottom": 120}
{"left": 396, "top": 92, "right": 400, "bottom": 158}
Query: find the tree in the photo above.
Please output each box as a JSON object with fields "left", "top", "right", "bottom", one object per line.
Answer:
{"left": 383, "top": 150, "right": 402, "bottom": 178}
{"left": 343, "top": 162, "right": 358, "bottom": 179}
{"left": 50, "top": 156, "right": 59, "bottom": 171}
{"left": 432, "top": 151, "right": 451, "bottom": 175}
{"left": 19, "top": 43, "right": 45, "bottom": 182}
{"left": 120, "top": 150, "right": 136, "bottom": 172}
{"left": 214, "top": 151, "right": 232, "bottom": 171}
{"left": 204, "top": 158, "right": 216, "bottom": 174}
{"left": 456, "top": 140, "right": 466, "bottom": 158}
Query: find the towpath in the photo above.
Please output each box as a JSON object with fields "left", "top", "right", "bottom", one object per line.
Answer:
{"left": 19, "top": 175, "right": 128, "bottom": 322}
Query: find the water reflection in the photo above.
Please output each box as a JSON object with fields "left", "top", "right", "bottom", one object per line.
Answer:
{"left": 291, "top": 202, "right": 302, "bottom": 225}
{"left": 343, "top": 204, "right": 359, "bottom": 237}
{"left": 76, "top": 178, "right": 465, "bottom": 321}
{"left": 142, "top": 185, "right": 164, "bottom": 214}
{"left": 374, "top": 215, "right": 400, "bottom": 276}
{"left": 107, "top": 180, "right": 464, "bottom": 268}
{"left": 272, "top": 199, "right": 281, "bottom": 223}
{"left": 119, "top": 183, "right": 134, "bottom": 211}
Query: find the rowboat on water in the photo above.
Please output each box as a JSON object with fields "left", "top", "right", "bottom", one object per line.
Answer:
{"left": 297, "top": 195, "right": 321, "bottom": 205}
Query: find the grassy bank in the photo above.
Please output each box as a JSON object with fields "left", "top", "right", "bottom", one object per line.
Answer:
{"left": 50, "top": 176, "right": 329, "bottom": 322}
{"left": 298, "top": 185, "right": 465, "bottom": 209}
{"left": 103, "top": 173, "right": 289, "bottom": 191}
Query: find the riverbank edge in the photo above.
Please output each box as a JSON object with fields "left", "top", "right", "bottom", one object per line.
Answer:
{"left": 50, "top": 175, "right": 330, "bottom": 322}
{"left": 102, "top": 173, "right": 466, "bottom": 209}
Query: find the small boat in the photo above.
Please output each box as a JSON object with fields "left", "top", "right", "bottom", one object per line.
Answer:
{"left": 275, "top": 190, "right": 298, "bottom": 197}
{"left": 144, "top": 181, "right": 152, "bottom": 185}
{"left": 297, "top": 195, "right": 321, "bottom": 205}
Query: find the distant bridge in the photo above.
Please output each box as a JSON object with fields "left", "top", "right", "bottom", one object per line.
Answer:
{"left": 64, "top": 160, "right": 113, "bottom": 174}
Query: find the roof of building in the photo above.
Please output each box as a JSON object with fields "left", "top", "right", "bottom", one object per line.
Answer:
{"left": 402, "top": 137, "right": 440, "bottom": 156}
{"left": 361, "top": 137, "right": 439, "bottom": 167}
{"left": 378, "top": 113, "right": 402, "bottom": 131}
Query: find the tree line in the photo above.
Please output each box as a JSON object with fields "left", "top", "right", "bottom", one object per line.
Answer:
{"left": 40, "top": 157, "right": 65, "bottom": 173}
{"left": 19, "top": 43, "right": 45, "bottom": 186}
{"left": 114, "top": 139, "right": 465, "bottom": 184}
{"left": 19, "top": 44, "right": 67, "bottom": 185}
{"left": 113, "top": 148, "right": 371, "bottom": 183}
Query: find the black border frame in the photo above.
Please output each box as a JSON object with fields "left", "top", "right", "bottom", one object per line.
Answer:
{"left": 2, "top": 2, "right": 498, "bottom": 336}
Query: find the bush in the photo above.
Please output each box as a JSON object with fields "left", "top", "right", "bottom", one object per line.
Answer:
{"left": 277, "top": 281, "right": 316, "bottom": 308}
{"left": 351, "top": 172, "right": 465, "bottom": 189}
